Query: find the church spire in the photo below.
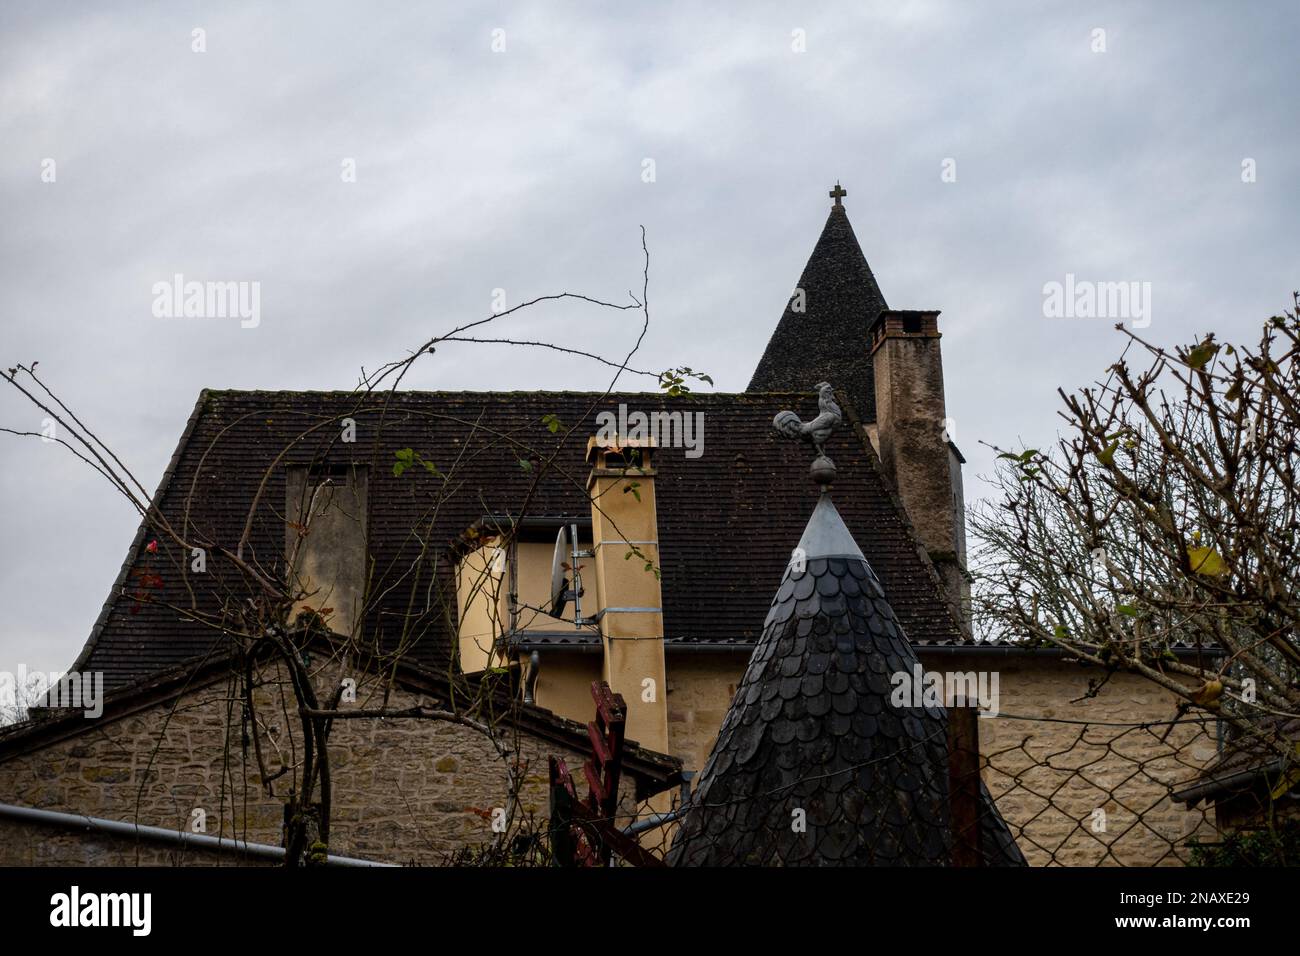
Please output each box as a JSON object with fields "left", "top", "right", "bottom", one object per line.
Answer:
{"left": 746, "top": 185, "right": 888, "bottom": 421}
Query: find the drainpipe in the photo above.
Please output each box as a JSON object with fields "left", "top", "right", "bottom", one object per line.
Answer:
{"left": 618, "top": 771, "right": 695, "bottom": 837}
{"left": 0, "top": 802, "right": 394, "bottom": 867}
{"left": 621, "top": 806, "right": 688, "bottom": 837}
{"left": 524, "top": 649, "right": 541, "bottom": 704}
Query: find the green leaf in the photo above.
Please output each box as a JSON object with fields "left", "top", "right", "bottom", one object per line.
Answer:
{"left": 1116, "top": 604, "right": 1138, "bottom": 617}
{"left": 395, "top": 447, "right": 439, "bottom": 478}
{"left": 657, "top": 366, "right": 713, "bottom": 395}
{"left": 998, "top": 449, "right": 1038, "bottom": 467}
{"left": 393, "top": 448, "right": 415, "bottom": 477}
{"left": 541, "top": 413, "right": 561, "bottom": 434}
{"left": 518, "top": 458, "right": 533, "bottom": 474}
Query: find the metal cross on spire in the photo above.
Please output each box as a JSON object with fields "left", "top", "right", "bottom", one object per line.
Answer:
{"left": 829, "top": 182, "right": 847, "bottom": 206}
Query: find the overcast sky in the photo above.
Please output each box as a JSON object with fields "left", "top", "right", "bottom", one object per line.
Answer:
{"left": 1, "top": 1, "right": 1296, "bottom": 679}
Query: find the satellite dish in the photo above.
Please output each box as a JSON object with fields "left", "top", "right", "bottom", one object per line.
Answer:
{"left": 549, "top": 525, "right": 570, "bottom": 618}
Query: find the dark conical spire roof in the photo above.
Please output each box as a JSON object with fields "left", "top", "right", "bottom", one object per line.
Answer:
{"left": 668, "top": 492, "right": 1025, "bottom": 866}
{"left": 747, "top": 199, "right": 888, "bottom": 421}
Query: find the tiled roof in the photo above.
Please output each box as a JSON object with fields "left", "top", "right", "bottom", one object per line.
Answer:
{"left": 667, "top": 497, "right": 1025, "bottom": 866}
{"left": 747, "top": 203, "right": 888, "bottom": 422}
{"left": 1172, "top": 717, "right": 1300, "bottom": 806}
{"left": 71, "top": 389, "right": 965, "bottom": 693}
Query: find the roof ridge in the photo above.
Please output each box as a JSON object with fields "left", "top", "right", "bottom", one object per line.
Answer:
{"left": 203, "top": 389, "right": 835, "bottom": 398}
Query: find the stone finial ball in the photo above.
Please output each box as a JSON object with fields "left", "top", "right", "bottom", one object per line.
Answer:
{"left": 810, "top": 454, "right": 837, "bottom": 486}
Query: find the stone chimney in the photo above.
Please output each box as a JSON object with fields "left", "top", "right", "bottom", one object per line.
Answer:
{"left": 585, "top": 436, "right": 670, "bottom": 754}
{"left": 870, "top": 310, "right": 969, "bottom": 628}
{"left": 285, "top": 464, "right": 369, "bottom": 637}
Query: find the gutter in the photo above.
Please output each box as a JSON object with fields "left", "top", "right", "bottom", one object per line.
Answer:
{"left": 511, "top": 640, "right": 1221, "bottom": 658}
{"left": 664, "top": 642, "right": 756, "bottom": 654}
{"left": 915, "top": 645, "right": 1069, "bottom": 657}
{"left": 913, "top": 644, "right": 1223, "bottom": 658}
{"left": 0, "top": 802, "right": 395, "bottom": 867}
{"left": 508, "top": 639, "right": 755, "bottom": 654}
{"left": 509, "top": 639, "right": 603, "bottom": 653}
{"left": 1171, "top": 760, "right": 1286, "bottom": 807}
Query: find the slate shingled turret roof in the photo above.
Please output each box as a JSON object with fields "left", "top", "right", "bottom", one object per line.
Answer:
{"left": 747, "top": 202, "right": 888, "bottom": 422}
{"left": 668, "top": 489, "right": 1025, "bottom": 866}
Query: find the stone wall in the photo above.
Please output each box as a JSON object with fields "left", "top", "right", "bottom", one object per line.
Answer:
{"left": 665, "top": 656, "right": 745, "bottom": 775}
{"left": 0, "top": 651, "right": 1223, "bottom": 867}
{"left": 0, "top": 663, "right": 600, "bottom": 866}
{"left": 927, "top": 652, "right": 1220, "bottom": 866}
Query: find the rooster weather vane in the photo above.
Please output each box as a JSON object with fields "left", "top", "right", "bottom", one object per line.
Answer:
{"left": 773, "top": 382, "right": 842, "bottom": 488}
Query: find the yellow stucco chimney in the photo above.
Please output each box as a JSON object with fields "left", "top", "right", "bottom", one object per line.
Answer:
{"left": 585, "top": 436, "right": 669, "bottom": 754}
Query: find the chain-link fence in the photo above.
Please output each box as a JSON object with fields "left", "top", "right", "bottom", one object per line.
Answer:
{"left": 543, "top": 710, "right": 1294, "bottom": 867}
{"left": 978, "top": 712, "right": 1223, "bottom": 866}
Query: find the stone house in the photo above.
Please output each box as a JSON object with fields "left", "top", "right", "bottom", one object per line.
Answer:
{"left": 0, "top": 188, "right": 1216, "bottom": 865}
{"left": 0, "top": 645, "right": 680, "bottom": 865}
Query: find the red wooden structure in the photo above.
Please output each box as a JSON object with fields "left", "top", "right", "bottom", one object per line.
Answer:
{"left": 548, "top": 681, "right": 663, "bottom": 867}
